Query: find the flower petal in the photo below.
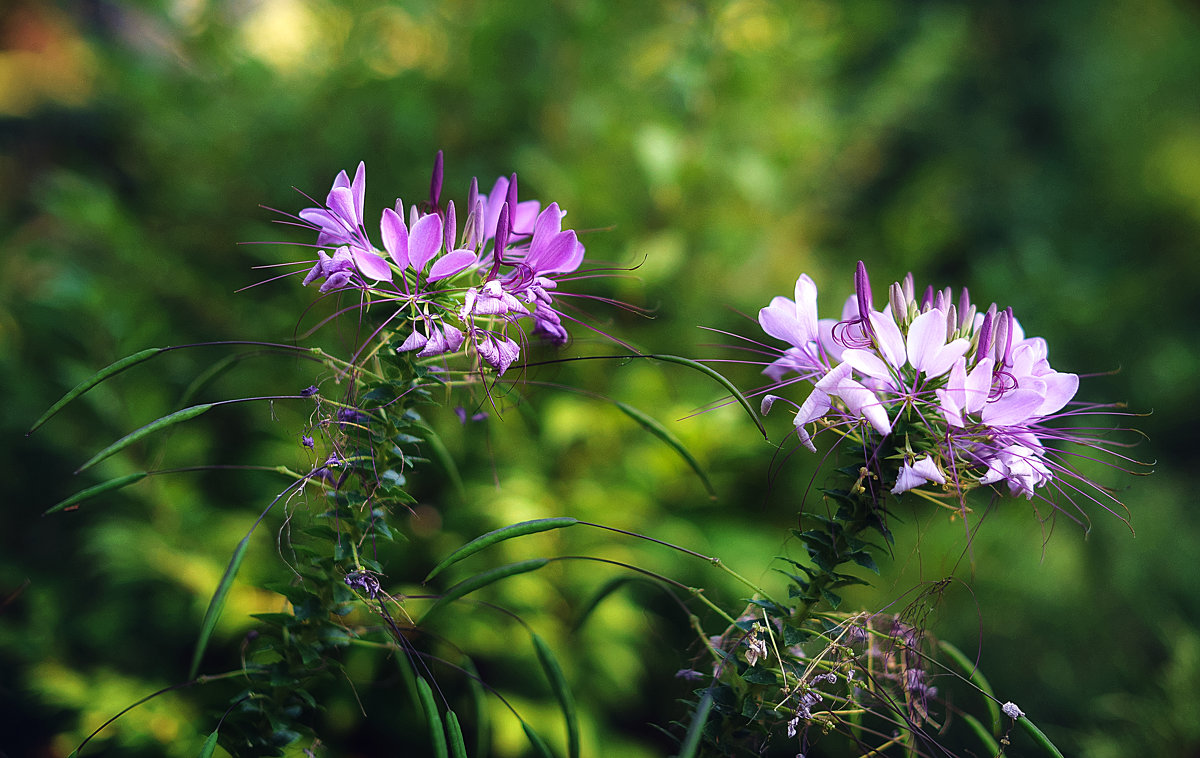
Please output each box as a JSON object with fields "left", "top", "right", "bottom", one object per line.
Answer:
{"left": 381, "top": 207, "right": 409, "bottom": 269}
{"left": 427, "top": 249, "right": 479, "bottom": 282}
{"left": 408, "top": 212, "right": 444, "bottom": 272}
{"left": 351, "top": 249, "right": 392, "bottom": 282}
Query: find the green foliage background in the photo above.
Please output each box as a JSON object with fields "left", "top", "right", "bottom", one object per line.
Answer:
{"left": 2, "top": 0, "right": 1198, "bottom": 755}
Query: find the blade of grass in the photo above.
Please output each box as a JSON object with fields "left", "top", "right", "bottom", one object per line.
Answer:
{"left": 938, "top": 639, "right": 1000, "bottom": 733}
{"left": 614, "top": 401, "right": 715, "bottom": 498}
{"left": 76, "top": 404, "right": 214, "bottom": 474}
{"left": 531, "top": 633, "right": 579, "bottom": 758}
{"left": 424, "top": 519, "right": 578, "bottom": 583}
{"left": 677, "top": 690, "right": 713, "bottom": 758}
{"left": 960, "top": 713, "right": 999, "bottom": 756}
{"left": 189, "top": 533, "right": 250, "bottom": 679}
{"left": 29, "top": 347, "right": 166, "bottom": 435}
{"left": 521, "top": 722, "right": 554, "bottom": 758}
{"left": 649, "top": 354, "right": 766, "bottom": 438}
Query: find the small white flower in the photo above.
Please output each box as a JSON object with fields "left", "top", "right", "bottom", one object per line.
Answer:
{"left": 1001, "top": 701, "right": 1025, "bottom": 719}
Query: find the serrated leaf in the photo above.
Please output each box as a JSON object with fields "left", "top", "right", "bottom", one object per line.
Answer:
{"left": 420, "top": 559, "right": 550, "bottom": 622}
{"left": 29, "top": 347, "right": 166, "bottom": 434}
{"left": 76, "top": 403, "right": 214, "bottom": 473}
{"left": 741, "top": 667, "right": 778, "bottom": 685}
{"left": 424, "top": 518, "right": 577, "bottom": 583}
{"left": 848, "top": 550, "right": 879, "bottom": 574}
{"left": 44, "top": 472, "right": 149, "bottom": 515}
{"left": 820, "top": 587, "right": 842, "bottom": 609}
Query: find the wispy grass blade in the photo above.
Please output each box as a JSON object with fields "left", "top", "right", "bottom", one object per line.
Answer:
{"left": 28, "top": 347, "right": 166, "bottom": 435}
{"left": 939, "top": 639, "right": 1000, "bottom": 733}
{"left": 416, "top": 676, "right": 449, "bottom": 758}
{"left": 531, "top": 633, "right": 579, "bottom": 758}
{"left": 572, "top": 575, "right": 639, "bottom": 631}
{"left": 420, "top": 559, "right": 550, "bottom": 623}
{"left": 960, "top": 713, "right": 999, "bottom": 756}
{"left": 521, "top": 721, "right": 555, "bottom": 758}
{"left": 424, "top": 518, "right": 578, "bottom": 583}
{"left": 677, "top": 689, "right": 713, "bottom": 758}
{"left": 75, "top": 404, "right": 214, "bottom": 474}
{"left": 44, "top": 472, "right": 149, "bottom": 515}
{"left": 614, "top": 400, "right": 715, "bottom": 498}
{"left": 649, "top": 354, "right": 766, "bottom": 438}
{"left": 189, "top": 533, "right": 250, "bottom": 679}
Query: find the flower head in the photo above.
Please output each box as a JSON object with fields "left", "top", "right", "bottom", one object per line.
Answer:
{"left": 277, "top": 154, "right": 608, "bottom": 376}
{"left": 753, "top": 262, "right": 1129, "bottom": 517}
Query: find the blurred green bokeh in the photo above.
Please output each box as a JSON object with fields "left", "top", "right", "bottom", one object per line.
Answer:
{"left": 3, "top": 0, "right": 1198, "bottom": 755}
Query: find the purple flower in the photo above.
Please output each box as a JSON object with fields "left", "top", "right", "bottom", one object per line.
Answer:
{"left": 753, "top": 262, "right": 1124, "bottom": 510}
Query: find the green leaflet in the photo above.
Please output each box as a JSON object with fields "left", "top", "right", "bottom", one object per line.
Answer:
{"left": 44, "top": 472, "right": 148, "bottom": 515}
{"left": 76, "top": 404, "right": 214, "bottom": 474}
{"left": 613, "top": 400, "right": 715, "bottom": 498}
{"left": 189, "top": 533, "right": 250, "bottom": 679}
{"left": 424, "top": 519, "right": 577, "bottom": 583}
{"left": 416, "top": 676, "right": 449, "bottom": 758}
{"left": 28, "top": 347, "right": 166, "bottom": 435}
{"left": 420, "top": 559, "right": 550, "bottom": 623}
{"left": 531, "top": 633, "right": 580, "bottom": 758}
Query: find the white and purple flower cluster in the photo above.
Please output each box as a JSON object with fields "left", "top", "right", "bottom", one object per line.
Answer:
{"left": 759, "top": 262, "right": 1089, "bottom": 501}
{"left": 293, "top": 154, "right": 586, "bottom": 375}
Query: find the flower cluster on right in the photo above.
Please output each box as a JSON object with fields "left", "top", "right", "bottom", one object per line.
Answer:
{"left": 759, "top": 261, "right": 1100, "bottom": 502}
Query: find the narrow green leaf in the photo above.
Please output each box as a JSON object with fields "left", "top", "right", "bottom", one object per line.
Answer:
{"left": 416, "top": 676, "right": 449, "bottom": 758}
{"left": 938, "top": 640, "right": 1000, "bottom": 733}
{"left": 520, "top": 722, "right": 554, "bottom": 758}
{"left": 189, "top": 533, "right": 250, "bottom": 679}
{"left": 462, "top": 657, "right": 490, "bottom": 758}
{"left": 445, "top": 710, "right": 468, "bottom": 758}
{"left": 420, "top": 559, "right": 549, "bottom": 622}
{"left": 613, "top": 401, "right": 715, "bottom": 497}
{"left": 959, "top": 713, "right": 1000, "bottom": 756}
{"left": 677, "top": 690, "right": 713, "bottom": 758}
{"left": 44, "top": 472, "right": 149, "bottom": 515}
{"left": 29, "top": 347, "right": 166, "bottom": 434}
{"left": 531, "top": 633, "right": 580, "bottom": 758}
{"left": 414, "top": 420, "right": 464, "bottom": 496}
{"left": 1018, "top": 715, "right": 1066, "bottom": 758}
{"left": 572, "top": 576, "right": 639, "bottom": 631}
{"left": 648, "top": 354, "right": 767, "bottom": 438}
{"left": 424, "top": 519, "right": 577, "bottom": 583}
{"left": 198, "top": 730, "right": 220, "bottom": 758}
{"left": 76, "top": 403, "right": 214, "bottom": 474}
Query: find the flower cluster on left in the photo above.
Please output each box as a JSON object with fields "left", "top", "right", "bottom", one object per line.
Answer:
{"left": 287, "top": 152, "right": 589, "bottom": 375}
